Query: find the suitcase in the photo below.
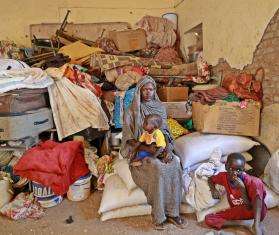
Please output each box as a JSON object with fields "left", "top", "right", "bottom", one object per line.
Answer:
{"left": 0, "top": 108, "right": 53, "bottom": 140}
{"left": 0, "top": 88, "right": 48, "bottom": 115}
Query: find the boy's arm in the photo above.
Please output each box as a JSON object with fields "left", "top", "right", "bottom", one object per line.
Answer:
{"left": 233, "top": 177, "right": 252, "bottom": 208}
{"left": 127, "top": 140, "right": 141, "bottom": 159}
{"left": 208, "top": 176, "right": 221, "bottom": 199}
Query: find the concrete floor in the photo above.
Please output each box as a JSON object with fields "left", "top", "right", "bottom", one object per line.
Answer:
{"left": 1, "top": 191, "right": 279, "bottom": 235}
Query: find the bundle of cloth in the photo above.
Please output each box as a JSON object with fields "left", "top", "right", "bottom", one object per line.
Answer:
{"left": 46, "top": 67, "right": 109, "bottom": 141}
{"left": 14, "top": 140, "right": 89, "bottom": 195}
{"left": 0, "top": 58, "right": 29, "bottom": 70}
{"left": 222, "top": 72, "right": 263, "bottom": 102}
{"left": 0, "top": 67, "right": 53, "bottom": 93}
{"left": 136, "top": 15, "right": 177, "bottom": 48}
{"left": 0, "top": 40, "right": 22, "bottom": 59}
{"left": 190, "top": 87, "right": 230, "bottom": 105}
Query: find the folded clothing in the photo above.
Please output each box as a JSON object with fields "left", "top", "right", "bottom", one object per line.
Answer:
{"left": 154, "top": 47, "right": 182, "bottom": 65}
{"left": 0, "top": 68, "right": 53, "bottom": 94}
{"left": 191, "top": 87, "right": 229, "bottom": 105}
{"left": 14, "top": 140, "right": 89, "bottom": 195}
{"left": 222, "top": 73, "right": 263, "bottom": 102}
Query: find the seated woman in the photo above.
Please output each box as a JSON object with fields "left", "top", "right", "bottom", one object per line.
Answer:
{"left": 121, "top": 76, "right": 184, "bottom": 230}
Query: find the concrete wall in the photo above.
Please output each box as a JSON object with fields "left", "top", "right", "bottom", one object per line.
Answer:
{"left": 176, "top": 0, "right": 279, "bottom": 69}
{"left": 0, "top": 0, "right": 175, "bottom": 45}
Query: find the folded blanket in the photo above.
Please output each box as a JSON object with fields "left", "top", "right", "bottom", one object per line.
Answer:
{"left": 0, "top": 68, "right": 53, "bottom": 93}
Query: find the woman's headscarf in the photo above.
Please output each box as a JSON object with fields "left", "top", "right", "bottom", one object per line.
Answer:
{"left": 121, "top": 75, "right": 171, "bottom": 158}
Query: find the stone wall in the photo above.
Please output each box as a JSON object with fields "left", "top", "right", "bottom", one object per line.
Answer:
{"left": 213, "top": 8, "right": 279, "bottom": 107}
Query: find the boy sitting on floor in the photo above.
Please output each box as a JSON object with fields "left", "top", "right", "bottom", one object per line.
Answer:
{"left": 206, "top": 153, "right": 267, "bottom": 235}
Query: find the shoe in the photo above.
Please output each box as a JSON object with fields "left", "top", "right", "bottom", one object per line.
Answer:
{"left": 167, "top": 216, "right": 187, "bottom": 229}
{"left": 154, "top": 221, "right": 167, "bottom": 230}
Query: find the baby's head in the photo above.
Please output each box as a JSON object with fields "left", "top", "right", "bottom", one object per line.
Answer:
{"left": 225, "top": 153, "right": 246, "bottom": 180}
{"left": 143, "top": 114, "right": 163, "bottom": 133}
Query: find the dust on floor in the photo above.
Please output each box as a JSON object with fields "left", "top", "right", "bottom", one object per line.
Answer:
{"left": 0, "top": 191, "right": 278, "bottom": 235}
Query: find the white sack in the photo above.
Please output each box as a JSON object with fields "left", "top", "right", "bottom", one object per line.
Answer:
{"left": 98, "top": 174, "right": 147, "bottom": 214}
{"left": 264, "top": 149, "right": 279, "bottom": 194}
{"left": 174, "top": 132, "right": 259, "bottom": 170}
{"left": 113, "top": 159, "right": 137, "bottom": 192}
{"left": 265, "top": 185, "right": 279, "bottom": 209}
{"left": 0, "top": 180, "right": 13, "bottom": 209}
{"left": 101, "top": 204, "right": 151, "bottom": 221}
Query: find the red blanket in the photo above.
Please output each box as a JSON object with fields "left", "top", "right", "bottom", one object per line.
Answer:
{"left": 14, "top": 140, "right": 89, "bottom": 195}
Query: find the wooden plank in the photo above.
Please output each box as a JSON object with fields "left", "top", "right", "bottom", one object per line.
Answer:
{"left": 30, "top": 22, "right": 131, "bottom": 42}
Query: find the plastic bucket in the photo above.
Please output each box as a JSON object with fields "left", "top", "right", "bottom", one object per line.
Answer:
{"left": 67, "top": 173, "right": 92, "bottom": 201}
{"left": 31, "top": 181, "right": 63, "bottom": 208}
{"left": 162, "top": 13, "right": 178, "bottom": 29}
{"left": 36, "top": 194, "right": 63, "bottom": 208}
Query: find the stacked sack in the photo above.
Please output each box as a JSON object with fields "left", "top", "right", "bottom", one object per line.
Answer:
{"left": 98, "top": 157, "right": 194, "bottom": 221}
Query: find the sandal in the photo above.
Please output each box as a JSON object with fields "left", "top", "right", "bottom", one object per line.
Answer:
{"left": 167, "top": 216, "right": 187, "bottom": 229}
{"left": 154, "top": 221, "right": 167, "bottom": 230}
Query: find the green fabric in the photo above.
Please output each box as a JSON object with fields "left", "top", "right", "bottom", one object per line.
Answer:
{"left": 223, "top": 93, "right": 240, "bottom": 102}
{"left": 183, "top": 119, "right": 194, "bottom": 131}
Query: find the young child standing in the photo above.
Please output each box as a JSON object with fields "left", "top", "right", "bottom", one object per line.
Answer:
{"left": 129, "top": 114, "right": 167, "bottom": 166}
{"left": 206, "top": 153, "right": 267, "bottom": 235}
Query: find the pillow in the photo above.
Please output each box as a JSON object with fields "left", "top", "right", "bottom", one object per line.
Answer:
{"left": 113, "top": 159, "right": 137, "bottom": 192}
{"left": 101, "top": 204, "right": 151, "bottom": 221}
{"left": 167, "top": 118, "right": 189, "bottom": 139}
{"left": 174, "top": 132, "right": 259, "bottom": 170}
{"left": 98, "top": 174, "right": 147, "bottom": 214}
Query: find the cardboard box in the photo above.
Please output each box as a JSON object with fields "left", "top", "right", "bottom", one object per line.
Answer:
{"left": 108, "top": 29, "right": 147, "bottom": 52}
{"left": 158, "top": 87, "right": 189, "bottom": 102}
{"left": 163, "top": 102, "right": 191, "bottom": 119}
{"left": 0, "top": 108, "right": 53, "bottom": 140}
{"left": 192, "top": 101, "right": 260, "bottom": 137}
